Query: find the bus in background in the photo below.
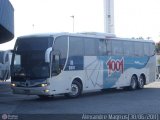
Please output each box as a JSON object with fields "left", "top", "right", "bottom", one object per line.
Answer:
{"left": 0, "top": 50, "right": 11, "bottom": 81}
{"left": 10, "top": 33, "right": 156, "bottom": 98}
{"left": 156, "top": 55, "right": 160, "bottom": 80}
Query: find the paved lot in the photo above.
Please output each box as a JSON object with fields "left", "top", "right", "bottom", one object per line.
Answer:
{"left": 0, "top": 81, "right": 160, "bottom": 119}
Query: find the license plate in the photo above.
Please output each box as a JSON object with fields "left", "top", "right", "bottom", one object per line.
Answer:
{"left": 24, "top": 90, "right": 30, "bottom": 94}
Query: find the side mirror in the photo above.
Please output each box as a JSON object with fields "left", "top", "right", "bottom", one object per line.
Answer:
{"left": 45, "top": 47, "right": 52, "bottom": 63}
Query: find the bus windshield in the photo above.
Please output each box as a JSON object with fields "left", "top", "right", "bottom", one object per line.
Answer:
{"left": 11, "top": 37, "right": 52, "bottom": 80}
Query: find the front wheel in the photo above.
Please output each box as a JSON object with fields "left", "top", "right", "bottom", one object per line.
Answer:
{"left": 65, "top": 81, "right": 82, "bottom": 98}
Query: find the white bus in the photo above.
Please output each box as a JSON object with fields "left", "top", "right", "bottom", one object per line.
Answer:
{"left": 0, "top": 50, "right": 11, "bottom": 81}
{"left": 11, "top": 33, "right": 156, "bottom": 98}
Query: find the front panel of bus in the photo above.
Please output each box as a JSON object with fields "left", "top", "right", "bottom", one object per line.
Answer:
{"left": 11, "top": 36, "right": 53, "bottom": 95}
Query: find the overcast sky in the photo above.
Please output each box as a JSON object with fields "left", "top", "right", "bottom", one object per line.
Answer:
{"left": 1, "top": 0, "right": 160, "bottom": 50}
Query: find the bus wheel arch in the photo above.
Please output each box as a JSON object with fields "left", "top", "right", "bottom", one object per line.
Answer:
{"left": 73, "top": 78, "right": 83, "bottom": 90}
{"left": 138, "top": 74, "right": 146, "bottom": 89}
{"left": 129, "top": 74, "right": 138, "bottom": 90}
{"left": 65, "top": 78, "right": 83, "bottom": 98}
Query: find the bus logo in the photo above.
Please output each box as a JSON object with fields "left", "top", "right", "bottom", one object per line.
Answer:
{"left": 106, "top": 58, "right": 124, "bottom": 76}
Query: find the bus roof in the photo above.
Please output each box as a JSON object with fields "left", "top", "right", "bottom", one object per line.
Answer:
{"left": 17, "top": 32, "right": 154, "bottom": 43}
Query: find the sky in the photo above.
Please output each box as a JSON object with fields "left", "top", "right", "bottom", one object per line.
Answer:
{"left": 1, "top": 0, "right": 160, "bottom": 50}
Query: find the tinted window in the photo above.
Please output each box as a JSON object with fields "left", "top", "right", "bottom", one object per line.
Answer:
{"left": 16, "top": 37, "right": 52, "bottom": 51}
{"left": 0, "top": 52, "right": 4, "bottom": 63}
{"left": 134, "top": 42, "right": 144, "bottom": 56}
{"left": 84, "top": 37, "right": 97, "bottom": 56}
{"left": 69, "top": 36, "right": 84, "bottom": 56}
{"left": 54, "top": 36, "right": 68, "bottom": 59}
{"left": 144, "top": 42, "right": 150, "bottom": 56}
{"left": 14, "top": 54, "right": 21, "bottom": 65}
{"left": 112, "top": 40, "right": 123, "bottom": 55}
{"left": 123, "top": 41, "right": 134, "bottom": 56}
{"left": 149, "top": 43, "right": 155, "bottom": 56}
{"left": 5, "top": 53, "right": 9, "bottom": 63}
{"left": 98, "top": 39, "right": 107, "bottom": 55}
{"left": 106, "top": 39, "right": 112, "bottom": 55}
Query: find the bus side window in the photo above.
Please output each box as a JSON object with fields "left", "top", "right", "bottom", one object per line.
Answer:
{"left": 69, "top": 37, "right": 84, "bottom": 56}
{"left": 123, "top": 41, "right": 134, "bottom": 56}
{"left": 5, "top": 54, "right": 9, "bottom": 63}
{"left": 98, "top": 39, "right": 107, "bottom": 56}
{"left": 52, "top": 53, "right": 61, "bottom": 74}
{"left": 149, "top": 43, "right": 155, "bottom": 56}
{"left": 134, "top": 42, "right": 144, "bottom": 56}
{"left": 106, "top": 39, "right": 112, "bottom": 55}
{"left": 144, "top": 43, "right": 150, "bottom": 56}
{"left": 112, "top": 40, "right": 123, "bottom": 56}
{"left": 0, "top": 52, "right": 3, "bottom": 64}
{"left": 84, "top": 38, "right": 97, "bottom": 56}
{"left": 54, "top": 36, "right": 68, "bottom": 69}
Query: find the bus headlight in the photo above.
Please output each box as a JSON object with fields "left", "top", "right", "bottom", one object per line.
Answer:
{"left": 41, "top": 83, "right": 48, "bottom": 87}
{"left": 11, "top": 83, "right": 16, "bottom": 87}
{"left": 44, "top": 89, "right": 49, "bottom": 93}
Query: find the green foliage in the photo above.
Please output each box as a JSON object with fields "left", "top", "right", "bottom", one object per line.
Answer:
{"left": 158, "top": 59, "right": 160, "bottom": 65}
{"left": 156, "top": 42, "right": 160, "bottom": 54}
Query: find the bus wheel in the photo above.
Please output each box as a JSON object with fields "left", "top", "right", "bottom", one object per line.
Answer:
{"left": 129, "top": 75, "right": 138, "bottom": 90}
{"left": 138, "top": 75, "right": 145, "bottom": 89}
{"left": 65, "top": 80, "right": 82, "bottom": 98}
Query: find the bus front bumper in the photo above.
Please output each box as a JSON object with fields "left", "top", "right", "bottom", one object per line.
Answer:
{"left": 11, "top": 86, "right": 52, "bottom": 95}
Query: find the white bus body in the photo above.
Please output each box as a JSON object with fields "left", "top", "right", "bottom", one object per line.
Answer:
{"left": 11, "top": 33, "right": 156, "bottom": 98}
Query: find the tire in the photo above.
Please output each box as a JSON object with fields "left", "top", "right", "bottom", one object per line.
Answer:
{"left": 138, "top": 75, "right": 145, "bottom": 89}
{"left": 65, "top": 80, "right": 82, "bottom": 98}
{"left": 129, "top": 75, "right": 138, "bottom": 90}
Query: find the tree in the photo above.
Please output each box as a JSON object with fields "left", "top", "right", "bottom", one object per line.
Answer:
{"left": 156, "top": 41, "right": 160, "bottom": 54}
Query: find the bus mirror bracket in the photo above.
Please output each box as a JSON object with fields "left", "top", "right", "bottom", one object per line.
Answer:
{"left": 45, "top": 47, "right": 52, "bottom": 63}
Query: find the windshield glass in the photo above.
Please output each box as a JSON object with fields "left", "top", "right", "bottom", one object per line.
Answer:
{"left": 11, "top": 37, "right": 53, "bottom": 80}
{"left": 0, "top": 51, "right": 4, "bottom": 63}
